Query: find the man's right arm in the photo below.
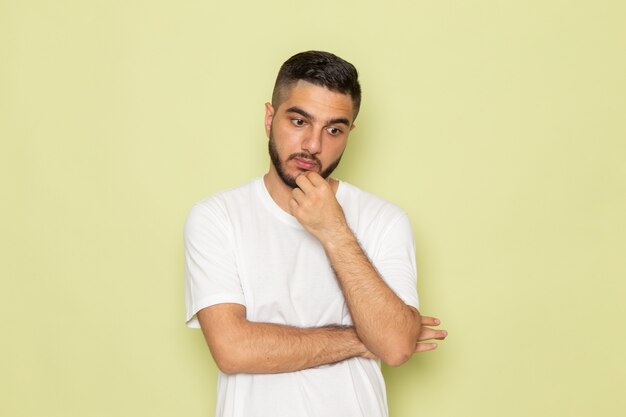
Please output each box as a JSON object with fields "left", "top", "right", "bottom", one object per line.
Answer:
{"left": 197, "top": 303, "right": 372, "bottom": 374}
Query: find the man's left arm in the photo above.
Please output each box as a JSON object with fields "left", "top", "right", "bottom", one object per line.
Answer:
{"left": 290, "top": 172, "right": 446, "bottom": 366}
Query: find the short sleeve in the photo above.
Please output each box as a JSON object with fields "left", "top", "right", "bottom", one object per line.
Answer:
{"left": 372, "top": 213, "right": 420, "bottom": 310}
{"left": 184, "top": 199, "right": 246, "bottom": 328}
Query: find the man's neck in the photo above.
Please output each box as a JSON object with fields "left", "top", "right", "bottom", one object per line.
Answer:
{"left": 263, "top": 166, "right": 339, "bottom": 214}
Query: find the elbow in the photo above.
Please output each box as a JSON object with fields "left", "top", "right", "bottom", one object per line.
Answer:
{"left": 210, "top": 342, "right": 245, "bottom": 375}
{"left": 385, "top": 356, "right": 410, "bottom": 367}
{"left": 377, "top": 335, "right": 418, "bottom": 367}
{"left": 214, "top": 355, "right": 239, "bottom": 374}
{"left": 382, "top": 349, "right": 413, "bottom": 367}
{"left": 381, "top": 309, "right": 422, "bottom": 367}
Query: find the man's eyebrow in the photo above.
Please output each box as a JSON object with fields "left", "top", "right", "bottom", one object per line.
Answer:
{"left": 285, "top": 106, "right": 351, "bottom": 127}
{"left": 286, "top": 106, "right": 314, "bottom": 121}
{"left": 327, "top": 117, "right": 351, "bottom": 127}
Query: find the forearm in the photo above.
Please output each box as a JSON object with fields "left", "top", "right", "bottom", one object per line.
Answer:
{"left": 287, "top": 173, "right": 420, "bottom": 366}
{"left": 321, "top": 227, "right": 421, "bottom": 366}
{"left": 209, "top": 319, "right": 368, "bottom": 374}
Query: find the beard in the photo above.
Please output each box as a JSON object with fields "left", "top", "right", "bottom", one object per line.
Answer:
{"left": 268, "top": 127, "right": 344, "bottom": 189}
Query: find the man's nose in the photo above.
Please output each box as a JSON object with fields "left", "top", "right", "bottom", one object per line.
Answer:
{"left": 301, "top": 129, "right": 322, "bottom": 155}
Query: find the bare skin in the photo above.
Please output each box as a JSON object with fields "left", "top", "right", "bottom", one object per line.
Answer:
{"left": 197, "top": 81, "right": 447, "bottom": 373}
{"left": 198, "top": 304, "right": 367, "bottom": 374}
{"left": 198, "top": 304, "right": 445, "bottom": 374}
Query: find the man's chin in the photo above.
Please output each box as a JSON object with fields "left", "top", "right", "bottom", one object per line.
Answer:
{"left": 276, "top": 171, "right": 299, "bottom": 189}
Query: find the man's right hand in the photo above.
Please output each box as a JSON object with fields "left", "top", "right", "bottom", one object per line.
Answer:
{"left": 360, "top": 315, "right": 447, "bottom": 359}
{"left": 414, "top": 315, "right": 447, "bottom": 352}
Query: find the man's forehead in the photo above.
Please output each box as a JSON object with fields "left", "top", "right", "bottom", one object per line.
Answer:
{"left": 277, "top": 80, "right": 355, "bottom": 122}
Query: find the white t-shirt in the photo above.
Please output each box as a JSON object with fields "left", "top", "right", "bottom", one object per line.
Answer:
{"left": 184, "top": 177, "right": 419, "bottom": 417}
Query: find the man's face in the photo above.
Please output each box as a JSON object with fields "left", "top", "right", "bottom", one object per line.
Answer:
{"left": 265, "top": 80, "right": 356, "bottom": 189}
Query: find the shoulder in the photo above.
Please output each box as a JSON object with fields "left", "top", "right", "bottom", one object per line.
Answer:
{"left": 337, "top": 180, "right": 412, "bottom": 242}
{"left": 185, "top": 178, "right": 260, "bottom": 232}
{"left": 339, "top": 180, "right": 407, "bottom": 223}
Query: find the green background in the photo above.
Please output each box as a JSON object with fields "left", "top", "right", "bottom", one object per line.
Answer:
{"left": 2, "top": 1, "right": 625, "bottom": 416}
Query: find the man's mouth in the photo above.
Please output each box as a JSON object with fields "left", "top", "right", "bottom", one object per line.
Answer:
{"left": 293, "top": 158, "right": 318, "bottom": 171}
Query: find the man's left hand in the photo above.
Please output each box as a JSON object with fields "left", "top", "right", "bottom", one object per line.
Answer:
{"left": 289, "top": 172, "right": 348, "bottom": 243}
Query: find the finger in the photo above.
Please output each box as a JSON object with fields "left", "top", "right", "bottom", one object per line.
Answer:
{"left": 291, "top": 187, "right": 306, "bottom": 205}
{"left": 295, "top": 174, "right": 315, "bottom": 193}
{"left": 414, "top": 343, "right": 438, "bottom": 353}
{"left": 305, "top": 171, "right": 326, "bottom": 186}
{"left": 420, "top": 316, "right": 441, "bottom": 326}
{"left": 418, "top": 327, "right": 448, "bottom": 341}
{"left": 288, "top": 198, "right": 299, "bottom": 214}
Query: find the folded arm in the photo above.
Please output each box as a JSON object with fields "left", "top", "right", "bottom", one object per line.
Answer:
{"left": 196, "top": 303, "right": 372, "bottom": 374}
{"left": 322, "top": 231, "right": 422, "bottom": 366}
{"left": 291, "top": 173, "right": 447, "bottom": 366}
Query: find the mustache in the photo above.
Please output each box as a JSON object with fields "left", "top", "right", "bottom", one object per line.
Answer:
{"left": 287, "top": 152, "right": 321, "bottom": 166}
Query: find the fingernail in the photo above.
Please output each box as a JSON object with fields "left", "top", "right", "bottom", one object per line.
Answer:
{"left": 435, "top": 319, "right": 440, "bottom": 324}
{"left": 442, "top": 330, "right": 448, "bottom": 336}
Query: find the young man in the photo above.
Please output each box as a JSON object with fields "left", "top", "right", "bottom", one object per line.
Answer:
{"left": 184, "top": 51, "right": 446, "bottom": 417}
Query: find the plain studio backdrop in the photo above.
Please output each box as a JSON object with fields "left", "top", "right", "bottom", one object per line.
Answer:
{"left": 1, "top": 1, "right": 624, "bottom": 416}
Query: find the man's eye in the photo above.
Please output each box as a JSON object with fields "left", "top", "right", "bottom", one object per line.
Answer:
{"left": 327, "top": 127, "right": 341, "bottom": 135}
{"left": 291, "top": 119, "right": 305, "bottom": 126}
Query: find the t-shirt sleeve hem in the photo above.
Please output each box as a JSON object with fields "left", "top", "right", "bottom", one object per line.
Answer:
{"left": 185, "top": 293, "right": 247, "bottom": 328}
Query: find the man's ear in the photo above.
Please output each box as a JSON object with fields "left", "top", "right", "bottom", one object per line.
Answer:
{"left": 264, "top": 102, "right": 275, "bottom": 138}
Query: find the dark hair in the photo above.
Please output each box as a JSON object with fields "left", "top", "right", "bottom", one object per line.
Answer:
{"left": 272, "top": 50, "right": 362, "bottom": 119}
